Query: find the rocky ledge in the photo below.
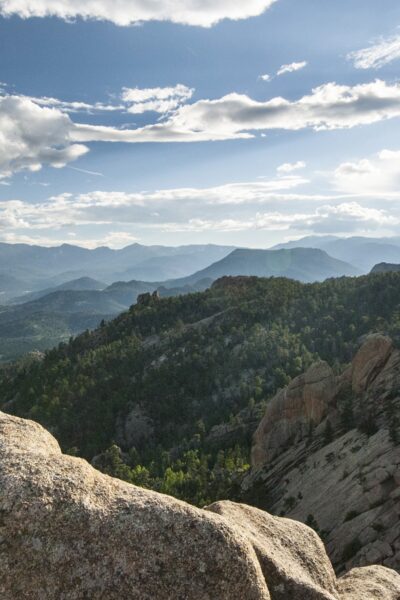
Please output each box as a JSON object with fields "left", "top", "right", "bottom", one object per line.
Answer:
{"left": 0, "top": 411, "right": 399, "bottom": 598}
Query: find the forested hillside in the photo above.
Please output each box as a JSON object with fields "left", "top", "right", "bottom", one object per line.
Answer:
{"left": 1, "top": 272, "right": 400, "bottom": 507}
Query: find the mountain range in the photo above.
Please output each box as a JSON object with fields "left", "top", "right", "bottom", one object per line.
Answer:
{"left": 0, "top": 242, "right": 235, "bottom": 300}
{"left": 0, "top": 245, "right": 361, "bottom": 361}
{"left": 0, "top": 238, "right": 400, "bottom": 362}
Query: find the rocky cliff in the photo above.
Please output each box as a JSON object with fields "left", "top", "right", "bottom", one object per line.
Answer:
{"left": 1, "top": 411, "right": 399, "bottom": 598}
{"left": 245, "top": 334, "right": 400, "bottom": 575}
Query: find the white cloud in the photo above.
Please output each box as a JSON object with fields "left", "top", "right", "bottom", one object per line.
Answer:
{"left": 0, "top": 0, "right": 278, "bottom": 27}
{"left": 30, "top": 96, "right": 123, "bottom": 113}
{"left": 31, "top": 85, "right": 194, "bottom": 115}
{"left": 348, "top": 34, "right": 400, "bottom": 70}
{"left": 5, "top": 80, "right": 400, "bottom": 178}
{"left": 0, "top": 95, "right": 88, "bottom": 179}
{"left": 68, "top": 80, "right": 400, "bottom": 151}
{"left": 259, "top": 61, "right": 307, "bottom": 82}
{"left": 277, "top": 161, "right": 306, "bottom": 174}
{"left": 74, "top": 79, "right": 400, "bottom": 144}
{"left": 295, "top": 202, "right": 398, "bottom": 234}
{"left": 333, "top": 149, "right": 400, "bottom": 195}
{"left": 149, "top": 202, "right": 399, "bottom": 234}
{"left": 277, "top": 61, "right": 307, "bottom": 76}
{"left": 2, "top": 159, "right": 400, "bottom": 247}
{"left": 121, "top": 84, "right": 194, "bottom": 114}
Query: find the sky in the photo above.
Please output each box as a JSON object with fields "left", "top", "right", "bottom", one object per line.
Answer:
{"left": 1, "top": 0, "right": 400, "bottom": 248}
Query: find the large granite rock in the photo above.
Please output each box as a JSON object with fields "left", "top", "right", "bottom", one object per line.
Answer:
{"left": 245, "top": 335, "right": 400, "bottom": 574}
{"left": 0, "top": 412, "right": 268, "bottom": 600}
{"left": 1, "top": 411, "right": 399, "bottom": 598}
{"left": 207, "top": 501, "right": 338, "bottom": 600}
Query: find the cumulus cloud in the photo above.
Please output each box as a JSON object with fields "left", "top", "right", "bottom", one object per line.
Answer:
{"left": 0, "top": 95, "right": 88, "bottom": 179}
{"left": 259, "top": 74, "right": 271, "bottom": 82}
{"left": 333, "top": 149, "right": 400, "bottom": 195}
{"left": 277, "top": 61, "right": 307, "bottom": 76}
{"left": 348, "top": 34, "right": 400, "bottom": 70}
{"left": 294, "top": 202, "right": 398, "bottom": 234}
{"left": 5, "top": 80, "right": 400, "bottom": 178}
{"left": 121, "top": 84, "right": 194, "bottom": 114}
{"left": 0, "top": 0, "right": 278, "bottom": 27}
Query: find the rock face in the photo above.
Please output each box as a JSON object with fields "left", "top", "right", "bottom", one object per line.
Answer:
{"left": 245, "top": 335, "right": 400, "bottom": 575}
{"left": 252, "top": 361, "right": 336, "bottom": 468}
{"left": 1, "top": 411, "right": 399, "bottom": 599}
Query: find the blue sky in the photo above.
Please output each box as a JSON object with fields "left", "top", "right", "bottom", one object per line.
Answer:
{"left": 1, "top": 0, "right": 400, "bottom": 247}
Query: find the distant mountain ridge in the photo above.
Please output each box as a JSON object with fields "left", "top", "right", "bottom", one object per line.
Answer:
{"left": 274, "top": 235, "right": 400, "bottom": 273}
{"left": 0, "top": 242, "right": 235, "bottom": 295}
{"left": 165, "top": 247, "right": 360, "bottom": 287}
{"left": 10, "top": 277, "right": 107, "bottom": 305}
{"left": 0, "top": 246, "right": 361, "bottom": 361}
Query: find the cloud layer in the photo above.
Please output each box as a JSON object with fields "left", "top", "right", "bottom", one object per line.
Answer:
{"left": 73, "top": 80, "right": 400, "bottom": 144}
{"left": 2, "top": 148, "right": 400, "bottom": 247}
{"left": 4, "top": 80, "right": 400, "bottom": 178}
{"left": 0, "top": 0, "right": 277, "bottom": 27}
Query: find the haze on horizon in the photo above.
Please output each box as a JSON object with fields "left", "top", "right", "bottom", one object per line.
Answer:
{"left": 1, "top": 0, "right": 400, "bottom": 249}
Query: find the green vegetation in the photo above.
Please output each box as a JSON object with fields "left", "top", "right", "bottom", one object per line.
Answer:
{"left": 1, "top": 272, "right": 400, "bottom": 507}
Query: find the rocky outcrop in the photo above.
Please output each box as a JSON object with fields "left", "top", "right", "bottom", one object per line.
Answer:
{"left": 1, "top": 411, "right": 399, "bottom": 599}
{"left": 115, "top": 405, "right": 155, "bottom": 449}
{"left": 252, "top": 361, "right": 336, "bottom": 468}
{"left": 245, "top": 335, "right": 400, "bottom": 575}
{"left": 371, "top": 263, "right": 400, "bottom": 274}
{"left": 351, "top": 334, "right": 393, "bottom": 394}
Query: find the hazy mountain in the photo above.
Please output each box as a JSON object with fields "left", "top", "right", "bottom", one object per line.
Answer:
{"left": 371, "top": 263, "right": 400, "bottom": 274}
{"left": 0, "top": 273, "right": 28, "bottom": 302}
{"left": 274, "top": 236, "right": 400, "bottom": 273}
{"left": 165, "top": 248, "right": 360, "bottom": 287}
{"left": 10, "top": 277, "right": 107, "bottom": 305}
{"left": 0, "top": 243, "right": 235, "bottom": 297}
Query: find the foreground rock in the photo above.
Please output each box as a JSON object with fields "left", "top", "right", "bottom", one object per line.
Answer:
{"left": 207, "top": 501, "right": 338, "bottom": 600}
{"left": 245, "top": 335, "right": 400, "bottom": 574}
{"left": 1, "top": 412, "right": 399, "bottom": 598}
{"left": 338, "top": 566, "right": 400, "bottom": 599}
